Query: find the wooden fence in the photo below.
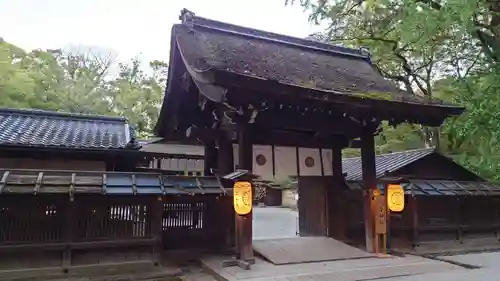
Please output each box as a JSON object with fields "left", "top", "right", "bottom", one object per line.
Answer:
{"left": 0, "top": 169, "right": 234, "bottom": 273}
{"left": 343, "top": 180, "right": 500, "bottom": 252}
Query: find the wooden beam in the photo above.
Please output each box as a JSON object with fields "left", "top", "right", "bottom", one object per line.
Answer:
{"left": 185, "top": 125, "right": 353, "bottom": 148}
{"left": 226, "top": 109, "right": 366, "bottom": 137}
{"left": 360, "top": 131, "right": 377, "bottom": 253}
{"left": 215, "top": 70, "right": 460, "bottom": 126}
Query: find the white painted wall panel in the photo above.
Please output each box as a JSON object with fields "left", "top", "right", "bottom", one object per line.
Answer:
{"left": 321, "top": 149, "right": 333, "bottom": 176}
{"left": 298, "top": 147, "right": 322, "bottom": 176}
{"left": 253, "top": 145, "right": 274, "bottom": 180}
{"left": 274, "top": 146, "right": 298, "bottom": 177}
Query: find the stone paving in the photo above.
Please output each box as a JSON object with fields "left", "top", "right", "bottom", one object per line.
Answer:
{"left": 201, "top": 254, "right": 464, "bottom": 281}
{"left": 380, "top": 252, "right": 500, "bottom": 281}
{"left": 211, "top": 206, "right": 500, "bottom": 281}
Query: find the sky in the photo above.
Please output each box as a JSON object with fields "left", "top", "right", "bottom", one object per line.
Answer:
{"left": 0, "top": 0, "right": 324, "bottom": 63}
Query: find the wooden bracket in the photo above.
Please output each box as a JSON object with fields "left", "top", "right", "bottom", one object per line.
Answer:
{"left": 159, "top": 175, "right": 166, "bottom": 195}
{"left": 132, "top": 174, "right": 137, "bottom": 195}
{"left": 69, "top": 173, "right": 76, "bottom": 202}
{"left": 33, "top": 172, "right": 44, "bottom": 194}
{"left": 0, "top": 171, "right": 10, "bottom": 194}
{"left": 102, "top": 174, "right": 107, "bottom": 194}
{"left": 195, "top": 177, "right": 205, "bottom": 194}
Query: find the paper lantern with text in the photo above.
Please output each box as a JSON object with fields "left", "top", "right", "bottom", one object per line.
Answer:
{"left": 387, "top": 184, "right": 405, "bottom": 212}
{"left": 233, "top": 181, "right": 253, "bottom": 215}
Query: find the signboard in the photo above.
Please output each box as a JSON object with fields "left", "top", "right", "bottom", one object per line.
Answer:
{"left": 375, "top": 195, "right": 387, "bottom": 234}
{"left": 233, "top": 181, "right": 253, "bottom": 215}
{"left": 387, "top": 184, "right": 405, "bottom": 212}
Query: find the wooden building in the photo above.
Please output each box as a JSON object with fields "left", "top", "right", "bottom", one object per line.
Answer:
{"left": 139, "top": 138, "right": 205, "bottom": 175}
{"left": 340, "top": 148, "right": 500, "bottom": 254}
{"left": 0, "top": 108, "right": 142, "bottom": 171}
{"left": 0, "top": 108, "right": 234, "bottom": 278}
{"left": 154, "top": 8, "right": 465, "bottom": 262}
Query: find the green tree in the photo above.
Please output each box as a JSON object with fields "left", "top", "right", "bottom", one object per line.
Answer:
{"left": 289, "top": 0, "right": 500, "bottom": 181}
{"left": 0, "top": 40, "right": 166, "bottom": 137}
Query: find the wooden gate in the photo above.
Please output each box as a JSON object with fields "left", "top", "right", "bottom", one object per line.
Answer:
{"left": 298, "top": 177, "right": 328, "bottom": 236}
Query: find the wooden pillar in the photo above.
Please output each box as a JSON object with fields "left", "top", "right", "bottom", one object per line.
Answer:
{"left": 217, "top": 133, "right": 235, "bottom": 249}
{"left": 327, "top": 139, "right": 344, "bottom": 239}
{"left": 204, "top": 140, "right": 218, "bottom": 176}
{"left": 360, "top": 131, "right": 377, "bottom": 253}
{"left": 217, "top": 135, "right": 234, "bottom": 175}
{"left": 237, "top": 125, "right": 254, "bottom": 262}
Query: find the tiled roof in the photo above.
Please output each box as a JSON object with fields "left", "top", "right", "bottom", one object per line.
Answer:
{"left": 342, "top": 148, "right": 435, "bottom": 181}
{"left": 0, "top": 108, "right": 139, "bottom": 150}
{"left": 173, "top": 9, "right": 464, "bottom": 109}
{"left": 348, "top": 180, "right": 500, "bottom": 196}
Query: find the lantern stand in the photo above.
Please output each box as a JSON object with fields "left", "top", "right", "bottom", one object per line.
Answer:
{"left": 220, "top": 170, "right": 258, "bottom": 270}
{"left": 377, "top": 177, "right": 406, "bottom": 255}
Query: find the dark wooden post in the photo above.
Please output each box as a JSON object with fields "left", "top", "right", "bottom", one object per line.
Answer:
{"left": 236, "top": 125, "right": 254, "bottom": 262}
{"left": 217, "top": 135, "right": 234, "bottom": 175}
{"left": 151, "top": 196, "right": 164, "bottom": 265}
{"left": 456, "top": 197, "right": 462, "bottom": 243}
{"left": 204, "top": 140, "right": 218, "bottom": 176}
{"left": 410, "top": 195, "right": 419, "bottom": 248}
{"left": 327, "top": 139, "right": 344, "bottom": 239}
{"left": 360, "top": 131, "right": 377, "bottom": 253}
{"left": 62, "top": 199, "right": 74, "bottom": 272}
{"left": 217, "top": 134, "right": 235, "bottom": 249}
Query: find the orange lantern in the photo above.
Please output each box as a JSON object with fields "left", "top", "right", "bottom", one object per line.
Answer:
{"left": 233, "top": 181, "right": 253, "bottom": 215}
{"left": 387, "top": 184, "right": 405, "bottom": 212}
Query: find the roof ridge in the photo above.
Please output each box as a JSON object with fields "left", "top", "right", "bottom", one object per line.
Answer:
{"left": 0, "top": 108, "right": 128, "bottom": 123}
{"left": 178, "top": 8, "right": 371, "bottom": 60}
{"left": 343, "top": 147, "right": 436, "bottom": 160}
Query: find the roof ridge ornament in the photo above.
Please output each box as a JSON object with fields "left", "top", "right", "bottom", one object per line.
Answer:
{"left": 180, "top": 8, "right": 196, "bottom": 25}
{"left": 358, "top": 47, "right": 372, "bottom": 61}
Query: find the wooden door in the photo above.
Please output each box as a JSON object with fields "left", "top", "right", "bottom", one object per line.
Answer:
{"left": 298, "top": 177, "right": 328, "bottom": 236}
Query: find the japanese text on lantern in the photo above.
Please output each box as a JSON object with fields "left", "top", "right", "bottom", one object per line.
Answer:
{"left": 387, "top": 184, "right": 405, "bottom": 212}
{"left": 233, "top": 181, "right": 253, "bottom": 215}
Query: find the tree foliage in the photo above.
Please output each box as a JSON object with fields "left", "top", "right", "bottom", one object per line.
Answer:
{"left": 0, "top": 40, "right": 165, "bottom": 138}
{"left": 289, "top": 0, "right": 500, "bottom": 181}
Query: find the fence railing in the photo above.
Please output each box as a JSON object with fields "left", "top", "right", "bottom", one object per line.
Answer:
{"left": 0, "top": 169, "right": 234, "bottom": 271}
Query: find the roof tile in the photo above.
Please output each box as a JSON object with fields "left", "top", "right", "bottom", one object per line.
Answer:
{"left": 0, "top": 108, "right": 138, "bottom": 150}
{"left": 342, "top": 148, "right": 435, "bottom": 181}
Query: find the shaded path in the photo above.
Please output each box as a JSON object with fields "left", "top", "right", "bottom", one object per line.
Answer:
{"left": 253, "top": 207, "right": 298, "bottom": 240}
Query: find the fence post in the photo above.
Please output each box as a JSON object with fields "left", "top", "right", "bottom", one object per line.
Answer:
{"left": 151, "top": 196, "right": 164, "bottom": 265}
{"left": 62, "top": 198, "right": 75, "bottom": 272}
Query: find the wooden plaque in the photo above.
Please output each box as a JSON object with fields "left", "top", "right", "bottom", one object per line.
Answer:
{"left": 374, "top": 195, "right": 387, "bottom": 234}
